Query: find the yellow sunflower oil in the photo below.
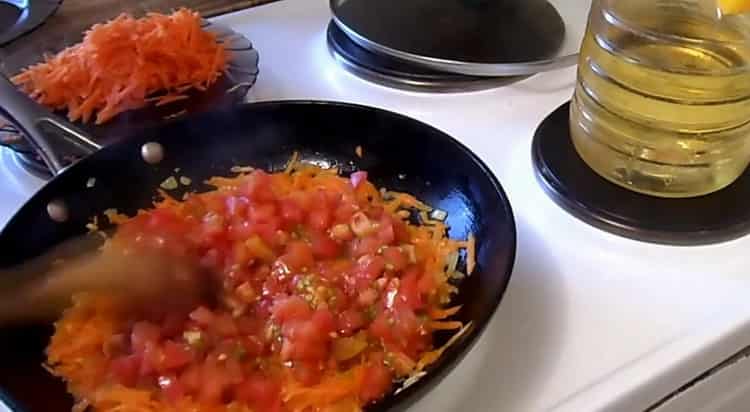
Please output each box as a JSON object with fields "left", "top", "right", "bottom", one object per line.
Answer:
{"left": 570, "top": 0, "right": 750, "bottom": 197}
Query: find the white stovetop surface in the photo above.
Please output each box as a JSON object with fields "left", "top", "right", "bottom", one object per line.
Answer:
{"left": 3, "top": 1, "right": 750, "bottom": 411}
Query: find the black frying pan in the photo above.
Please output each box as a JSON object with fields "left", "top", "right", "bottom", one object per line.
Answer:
{"left": 0, "top": 75, "right": 516, "bottom": 412}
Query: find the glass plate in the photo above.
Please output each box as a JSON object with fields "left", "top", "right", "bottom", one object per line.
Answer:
{"left": 0, "top": 20, "right": 259, "bottom": 176}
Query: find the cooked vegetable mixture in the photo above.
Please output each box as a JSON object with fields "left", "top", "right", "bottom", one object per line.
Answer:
{"left": 47, "top": 162, "right": 473, "bottom": 412}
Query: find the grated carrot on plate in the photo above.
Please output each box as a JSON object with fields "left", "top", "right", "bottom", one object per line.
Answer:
{"left": 12, "top": 8, "right": 227, "bottom": 125}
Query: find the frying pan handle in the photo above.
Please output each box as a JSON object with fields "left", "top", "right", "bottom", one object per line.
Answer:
{"left": 0, "top": 75, "right": 101, "bottom": 174}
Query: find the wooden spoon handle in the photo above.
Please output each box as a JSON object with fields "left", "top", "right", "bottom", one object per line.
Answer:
{"left": 0, "top": 237, "right": 210, "bottom": 326}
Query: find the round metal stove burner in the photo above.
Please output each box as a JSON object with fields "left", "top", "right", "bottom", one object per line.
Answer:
{"left": 0, "top": 0, "right": 62, "bottom": 46}
{"left": 532, "top": 102, "right": 750, "bottom": 246}
{"left": 12, "top": 151, "right": 52, "bottom": 179}
{"left": 326, "top": 22, "right": 524, "bottom": 92}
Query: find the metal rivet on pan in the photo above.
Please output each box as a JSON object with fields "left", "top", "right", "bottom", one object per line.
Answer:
{"left": 141, "top": 142, "right": 164, "bottom": 165}
{"left": 47, "top": 199, "right": 69, "bottom": 223}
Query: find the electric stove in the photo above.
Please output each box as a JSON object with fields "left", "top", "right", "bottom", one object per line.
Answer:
{"left": 2, "top": 1, "right": 750, "bottom": 411}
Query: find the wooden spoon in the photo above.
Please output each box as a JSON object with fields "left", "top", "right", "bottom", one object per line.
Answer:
{"left": 0, "top": 236, "right": 208, "bottom": 326}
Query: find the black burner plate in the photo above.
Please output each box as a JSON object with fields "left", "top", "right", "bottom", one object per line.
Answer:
{"left": 532, "top": 102, "right": 750, "bottom": 246}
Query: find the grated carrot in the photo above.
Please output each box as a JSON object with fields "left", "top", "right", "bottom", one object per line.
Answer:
{"left": 12, "top": 9, "right": 227, "bottom": 125}
{"left": 429, "top": 321, "right": 463, "bottom": 331}
{"left": 283, "top": 367, "right": 365, "bottom": 412}
{"left": 465, "top": 234, "right": 476, "bottom": 275}
{"left": 428, "top": 305, "right": 462, "bottom": 320}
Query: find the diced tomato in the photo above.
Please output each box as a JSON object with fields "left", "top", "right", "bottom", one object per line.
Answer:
{"left": 355, "top": 255, "right": 386, "bottom": 281}
{"left": 397, "top": 269, "right": 424, "bottom": 310}
{"left": 131, "top": 321, "right": 161, "bottom": 353}
{"left": 252, "top": 221, "right": 281, "bottom": 246}
{"left": 140, "top": 342, "right": 162, "bottom": 376}
{"left": 245, "top": 235, "right": 275, "bottom": 262}
{"left": 280, "top": 328, "right": 328, "bottom": 361}
{"left": 242, "top": 336, "right": 266, "bottom": 357}
{"left": 158, "top": 374, "right": 185, "bottom": 403}
{"left": 161, "top": 340, "right": 194, "bottom": 370}
{"left": 280, "top": 308, "right": 335, "bottom": 363}
{"left": 229, "top": 219, "right": 255, "bottom": 241}
{"left": 240, "top": 171, "right": 275, "bottom": 202}
{"left": 382, "top": 247, "right": 408, "bottom": 272}
{"left": 310, "top": 309, "right": 336, "bottom": 336}
{"left": 179, "top": 364, "right": 202, "bottom": 394}
{"left": 307, "top": 207, "right": 331, "bottom": 232}
{"left": 235, "top": 374, "right": 282, "bottom": 410}
{"left": 248, "top": 203, "right": 277, "bottom": 223}
{"left": 317, "top": 260, "right": 353, "bottom": 283}
{"left": 273, "top": 230, "right": 290, "bottom": 247}
{"left": 272, "top": 296, "right": 313, "bottom": 323}
{"left": 262, "top": 274, "right": 288, "bottom": 299}
{"left": 147, "top": 209, "right": 188, "bottom": 235}
{"left": 213, "top": 314, "right": 240, "bottom": 337}
{"left": 189, "top": 306, "right": 215, "bottom": 327}
{"left": 203, "top": 221, "right": 229, "bottom": 243}
{"left": 369, "top": 312, "right": 394, "bottom": 344}
{"left": 350, "top": 236, "right": 382, "bottom": 257}
{"left": 291, "top": 361, "right": 323, "bottom": 386}
{"left": 358, "top": 288, "right": 379, "bottom": 307}
{"left": 279, "top": 198, "right": 305, "bottom": 226}
{"left": 200, "top": 356, "right": 230, "bottom": 404}
{"left": 224, "top": 356, "right": 245, "bottom": 385}
{"left": 236, "top": 316, "right": 263, "bottom": 335}
{"left": 200, "top": 377, "right": 227, "bottom": 405}
{"left": 287, "top": 190, "right": 312, "bottom": 211}
{"left": 392, "top": 308, "right": 422, "bottom": 356}
{"left": 280, "top": 241, "right": 314, "bottom": 270}
{"left": 360, "top": 357, "right": 393, "bottom": 403}
{"left": 377, "top": 215, "right": 396, "bottom": 245}
{"left": 279, "top": 338, "right": 295, "bottom": 361}
{"left": 225, "top": 196, "right": 249, "bottom": 218}
{"left": 334, "top": 201, "right": 358, "bottom": 223}
{"left": 365, "top": 206, "right": 384, "bottom": 220}
{"left": 110, "top": 354, "right": 141, "bottom": 387}
{"left": 392, "top": 218, "right": 410, "bottom": 243}
{"left": 337, "top": 309, "right": 366, "bottom": 336}
{"left": 202, "top": 193, "right": 228, "bottom": 214}
{"left": 310, "top": 230, "right": 341, "bottom": 259}
{"left": 233, "top": 241, "right": 252, "bottom": 267}
{"left": 311, "top": 190, "right": 331, "bottom": 208}
{"left": 325, "top": 190, "right": 343, "bottom": 207}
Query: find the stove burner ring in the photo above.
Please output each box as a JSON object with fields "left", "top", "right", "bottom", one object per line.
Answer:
{"left": 326, "top": 22, "right": 525, "bottom": 92}
{"left": 12, "top": 151, "right": 53, "bottom": 179}
{"left": 533, "top": 101, "right": 750, "bottom": 245}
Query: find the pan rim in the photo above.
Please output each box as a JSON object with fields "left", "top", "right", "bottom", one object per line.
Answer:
{"left": 0, "top": 99, "right": 517, "bottom": 412}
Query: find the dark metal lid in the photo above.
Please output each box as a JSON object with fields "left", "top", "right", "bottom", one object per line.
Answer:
{"left": 327, "top": 21, "right": 526, "bottom": 92}
{"left": 532, "top": 102, "right": 750, "bottom": 246}
{"left": 330, "top": 0, "right": 588, "bottom": 76}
